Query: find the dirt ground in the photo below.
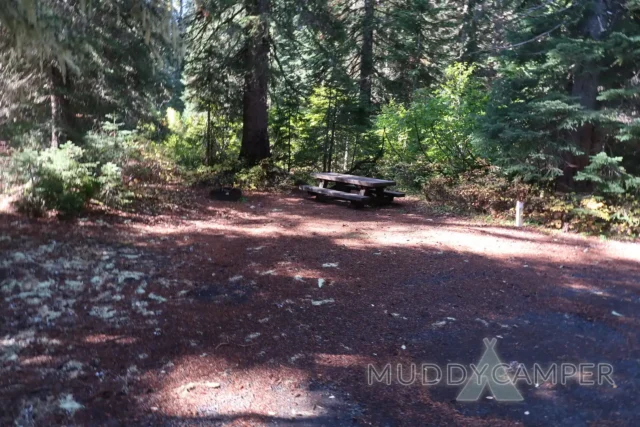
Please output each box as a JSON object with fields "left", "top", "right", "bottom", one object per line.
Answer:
{"left": 1, "top": 188, "right": 639, "bottom": 426}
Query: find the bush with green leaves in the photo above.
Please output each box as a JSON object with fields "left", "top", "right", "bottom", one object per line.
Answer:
{"left": 575, "top": 152, "right": 640, "bottom": 195}
{"left": 12, "top": 143, "right": 98, "bottom": 216}
{"left": 422, "top": 166, "right": 639, "bottom": 237}
{"left": 235, "top": 159, "right": 288, "bottom": 190}
{"left": 375, "top": 63, "right": 486, "bottom": 178}
{"left": 11, "top": 138, "right": 129, "bottom": 216}
{"left": 161, "top": 108, "right": 210, "bottom": 169}
{"left": 83, "top": 115, "right": 138, "bottom": 166}
{"left": 375, "top": 159, "right": 434, "bottom": 192}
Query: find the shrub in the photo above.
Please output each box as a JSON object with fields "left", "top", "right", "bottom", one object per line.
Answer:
{"left": 11, "top": 140, "right": 130, "bottom": 216}
{"left": 575, "top": 152, "right": 640, "bottom": 195}
{"left": 97, "top": 162, "right": 128, "bottom": 207}
{"left": 164, "top": 133, "right": 203, "bottom": 169}
{"left": 422, "top": 167, "right": 640, "bottom": 237}
{"left": 539, "top": 194, "right": 640, "bottom": 236}
{"left": 375, "top": 160, "right": 434, "bottom": 192}
{"left": 423, "top": 167, "right": 530, "bottom": 214}
{"left": 13, "top": 143, "right": 98, "bottom": 216}
{"left": 235, "top": 159, "right": 288, "bottom": 190}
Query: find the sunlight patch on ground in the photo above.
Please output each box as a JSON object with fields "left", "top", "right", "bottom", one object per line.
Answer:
{"left": 83, "top": 334, "right": 139, "bottom": 345}
{"left": 313, "top": 353, "right": 375, "bottom": 368}
{"left": 151, "top": 365, "right": 330, "bottom": 420}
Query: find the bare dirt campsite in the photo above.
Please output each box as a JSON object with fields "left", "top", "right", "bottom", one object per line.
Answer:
{"left": 1, "top": 190, "right": 639, "bottom": 426}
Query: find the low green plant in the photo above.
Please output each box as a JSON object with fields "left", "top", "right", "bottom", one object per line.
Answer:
{"left": 422, "top": 166, "right": 640, "bottom": 237}
{"left": 13, "top": 143, "right": 98, "bottom": 216}
{"left": 235, "top": 159, "right": 288, "bottom": 190}
{"left": 575, "top": 152, "right": 640, "bottom": 194}
{"left": 375, "top": 159, "right": 434, "bottom": 192}
{"left": 375, "top": 63, "right": 486, "bottom": 178}
{"left": 97, "top": 162, "right": 129, "bottom": 207}
{"left": 11, "top": 136, "right": 131, "bottom": 216}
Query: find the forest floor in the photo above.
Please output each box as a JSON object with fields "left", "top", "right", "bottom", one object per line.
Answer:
{"left": 1, "top": 187, "right": 639, "bottom": 426}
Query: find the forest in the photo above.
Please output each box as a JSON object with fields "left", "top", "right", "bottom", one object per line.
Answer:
{"left": 2, "top": 2, "right": 640, "bottom": 426}
{"left": 1, "top": 0, "right": 639, "bottom": 235}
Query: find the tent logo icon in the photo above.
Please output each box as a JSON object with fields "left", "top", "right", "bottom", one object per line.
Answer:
{"left": 456, "top": 338, "right": 524, "bottom": 402}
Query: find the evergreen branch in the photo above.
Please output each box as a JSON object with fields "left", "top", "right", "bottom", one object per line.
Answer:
{"left": 481, "top": 23, "right": 563, "bottom": 52}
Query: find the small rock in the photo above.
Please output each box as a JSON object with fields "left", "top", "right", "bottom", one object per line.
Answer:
{"left": 58, "top": 394, "right": 83, "bottom": 414}
{"left": 312, "top": 299, "right": 334, "bottom": 306}
{"left": 148, "top": 293, "right": 167, "bottom": 303}
{"left": 476, "top": 318, "right": 489, "bottom": 327}
{"left": 245, "top": 332, "right": 261, "bottom": 341}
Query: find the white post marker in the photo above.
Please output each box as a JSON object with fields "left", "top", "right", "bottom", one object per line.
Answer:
{"left": 515, "top": 200, "right": 524, "bottom": 227}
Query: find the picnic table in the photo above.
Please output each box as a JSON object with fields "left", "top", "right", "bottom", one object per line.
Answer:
{"left": 299, "top": 172, "right": 405, "bottom": 208}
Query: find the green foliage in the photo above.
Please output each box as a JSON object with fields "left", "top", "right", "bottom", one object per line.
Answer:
{"left": 160, "top": 107, "right": 242, "bottom": 170}
{"left": 477, "top": 0, "right": 640, "bottom": 188}
{"left": 376, "top": 63, "right": 486, "bottom": 179}
{"left": 422, "top": 167, "right": 640, "bottom": 237}
{"left": 235, "top": 159, "right": 288, "bottom": 191}
{"left": 575, "top": 152, "right": 640, "bottom": 194}
{"left": 83, "top": 115, "right": 137, "bottom": 165}
{"left": 13, "top": 143, "right": 98, "bottom": 216}
{"left": 375, "top": 160, "right": 434, "bottom": 191}
{"left": 161, "top": 108, "right": 206, "bottom": 169}
{"left": 9, "top": 118, "right": 135, "bottom": 216}
{"left": 475, "top": 65, "right": 579, "bottom": 183}
{"left": 97, "top": 162, "right": 126, "bottom": 207}
{"left": 423, "top": 166, "right": 530, "bottom": 214}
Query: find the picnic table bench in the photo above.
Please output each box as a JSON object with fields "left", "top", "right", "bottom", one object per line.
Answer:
{"left": 300, "top": 172, "right": 405, "bottom": 208}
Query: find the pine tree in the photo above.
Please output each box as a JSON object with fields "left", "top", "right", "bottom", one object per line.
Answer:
{"left": 477, "top": 0, "right": 640, "bottom": 191}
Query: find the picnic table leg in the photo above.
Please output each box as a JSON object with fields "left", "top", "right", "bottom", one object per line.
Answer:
{"left": 312, "top": 179, "right": 331, "bottom": 202}
{"left": 372, "top": 187, "right": 393, "bottom": 205}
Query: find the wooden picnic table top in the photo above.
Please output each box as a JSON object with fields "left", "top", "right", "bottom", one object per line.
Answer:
{"left": 311, "top": 172, "right": 396, "bottom": 188}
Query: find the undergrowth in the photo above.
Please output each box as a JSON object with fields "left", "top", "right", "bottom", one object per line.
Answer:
{"left": 422, "top": 167, "right": 640, "bottom": 238}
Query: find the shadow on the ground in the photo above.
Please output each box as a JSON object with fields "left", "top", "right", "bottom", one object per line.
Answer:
{"left": 0, "top": 192, "right": 638, "bottom": 426}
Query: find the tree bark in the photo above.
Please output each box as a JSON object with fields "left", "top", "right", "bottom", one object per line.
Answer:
{"left": 459, "top": 0, "right": 480, "bottom": 64}
{"left": 206, "top": 107, "right": 212, "bottom": 165}
{"left": 240, "top": 0, "right": 271, "bottom": 166}
{"left": 563, "top": 0, "right": 614, "bottom": 187}
{"left": 50, "top": 65, "right": 73, "bottom": 148}
{"left": 327, "top": 105, "right": 337, "bottom": 172}
{"left": 358, "top": 0, "right": 375, "bottom": 122}
{"left": 322, "top": 89, "right": 334, "bottom": 172}
{"left": 50, "top": 75, "right": 60, "bottom": 148}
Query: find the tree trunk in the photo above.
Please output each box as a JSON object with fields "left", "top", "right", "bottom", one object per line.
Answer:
{"left": 327, "top": 106, "right": 337, "bottom": 173}
{"left": 50, "top": 65, "right": 73, "bottom": 148}
{"left": 459, "top": 0, "right": 480, "bottom": 64}
{"left": 322, "top": 89, "right": 334, "bottom": 172}
{"left": 50, "top": 79, "right": 60, "bottom": 149}
{"left": 206, "top": 107, "right": 212, "bottom": 165}
{"left": 287, "top": 107, "right": 292, "bottom": 173}
{"left": 343, "top": 136, "right": 349, "bottom": 171}
{"left": 563, "top": 0, "right": 613, "bottom": 188}
{"left": 358, "top": 0, "right": 375, "bottom": 123}
{"left": 240, "top": 0, "right": 271, "bottom": 166}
